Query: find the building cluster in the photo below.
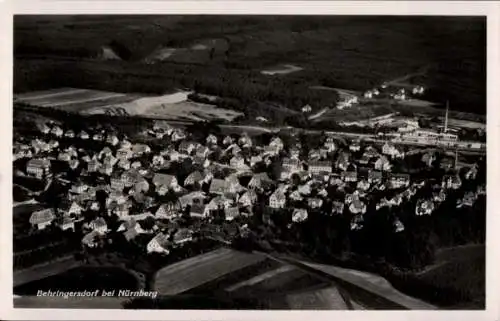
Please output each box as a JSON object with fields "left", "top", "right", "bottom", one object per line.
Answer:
{"left": 14, "top": 119, "right": 485, "bottom": 256}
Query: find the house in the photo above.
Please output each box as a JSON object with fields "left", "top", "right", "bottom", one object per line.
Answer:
{"left": 433, "top": 189, "right": 447, "bottom": 203}
{"left": 134, "top": 179, "right": 150, "bottom": 194}
{"left": 230, "top": 155, "right": 249, "bottom": 170}
{"left": 458, "top": 191, "right": 477, "bottom": 208}
{"left": 331, "top": 201, "right": 345, "bottom": 215}
{"left": 336, "top": 152, "right": 350, "bottom": 171}
{"left": 171, "top": 129, "right": 186, "bottom": 142}
{"left": 442, "top": 174, "right": 462, "bottom": 190}
{"left": 301, "top": 104, "right": 312, "bottom": 113}
{"left": 26, "top": 158, "right": 51, "bottom": 179}
{"left": 114, "top": 203, "right": 130, "bottom": 220}
{"left": 179, "top": 141, "right": 197, "bottom": 155}
{"left": 29, "top": 209, "right": 55, "bottom": 230}
{"left": 282, "top": 158, "right": 301, "bottom": 172}
{"left": 116, "top": 147, "right": 133, "bottom": 160}
{"left": 225, "top": 175, "right": 244, "bottom": 194}
{"left": 110, "top": 177, "right": 125, "bottom": 191}
{"left": 421, "top": 152, "right": 436, "bottom": 167}
{"left": 289, "top": 190, "right": 303, "bottom": 201}
{"left": 82, "top": 231, "right": 102, "bottom": 248}
{"left": 100, "top": 163, "right": 114, "bottom": 176}
{"left": 152, "top": 155, "right": 165, "bottom": 167}
{"left": 206, "top": 134, "right": 218, "bottom": 145}
{"left": 153, "top": 173, "right": 178, "bottom": 191}
{"left": 359, "top": 155, "right": 371, "bottom": 165}
{"left": 238, "top": 190, "right": 257, "bottom": 207}
{"left": 250, "top": 155, "right": 263, "bottom": 167}
{"left": 269, "top": 192, "right": 286, "bottom": 209}
{"left": 184, "top": 171, "right": 204, "bottom": 187}
{"left": 350, "top": 215, "right": 364, "bottom": 231}
{"left": 225, "top": 143, "right": 242, "bottom": 156}
{"left": 190, "top": 204, "right": 210, "bottom": 219}
{"left": 289, "top": 147, "right": 301, "bottom": 159}
{"left": 51, "top": 126, "right": 64, "bottom": 137}
{"left": 78, "top": 130, "right": 90, "bottom": 140}
{"left": 374, "top": 156, "right": 392, "bottom": 171}
{"left": 349, "top": 141, "right": 361, "bottom": 152}
{"left": 195, "top": 146, "right": 210, "bottom": 159}
{"left": 59, "top": 201, "right": 83, "bottom": 217}
{"left": 308, "top": 198, "right": 323, "bottom": 209}
{"left": 147, "top": 233, "right": 170, "bottom": 254}
{"left": 58, "top": 152, "right": 72, "bottom": 162}
{"left": 248, "top": 173, "right": 273, "bottom": 190}
{"left": 308, "top": 161, "right": 332, "bottom": 174}
{"left": 70, "top": 182, "right": 88, "bottom": 194}
{"left": 298, "top": 183, "right": 312, "bottom": 195}
{"left": 341, "top": 171, "right": 358, "bottom": 183}
{"left": 465, "top": 164, "right": 479, "bottom": 180}
{"left": 367, "top": 170, "right": 383, "bottom": 184}
{"left": 269, "top": 137, "right": 284, "bottom": 151}
{"left": 389, "top": 194, "right": 403, "bottom": 206}
{"left": 92, "top": 133, "right": 104, "bottom": 141}
{"left": 207, "top": 195, "right": 233, "bottom": 210}
{"left": 292, "top": 209, "right": 308, "bottom": 223}
{"left": 155, "top": 202, "right": 181, "bottom": 220}
{"left": 349, "top": 199, "right": 367, "bottom": 214}
{"left": 87, "top": 159, "right": 101, "bottom": 173}
{"left": 99, "top": 147, "right": 113, "bottom": 159}
{"left": 89, "top": 217, "right": 108, "bottom": 234}
{"left": 415, "top": 199, "right": 435, "bottom": 216}
{"left": 357, "top": 180, "right": 371, "bottom": 191}
{"left": 324, "top": 137, "right": 336, "bottom": 152}
{"left": 224, "top": 207, "right": 240, "bottom": 221}
{"left": 223, "top": 135, "right": 234, "bottom": 146}
{"left": 209, "top": 179, "right": 228, "bottom": 194}
{"left": 172, "top": 228, "right": 193, "bottom": 245}
{"left": 394, "top": 219, "right": 405, "bottom": 233}
{"left": 59, "top": 217, "right": 77, "bottom": 231}
{"left": 106, "top": 134, "right": 119, "bottom": 146}
{"left": 382, "top": 142, "right": 404, "bottom": 159}
{"left": 37, "top": 123, "right": 50, "bottom": 134}
{"left": 388, "top": 173, "right": 410, "bottom": 189}
{"left": 117, "top": 159, "right": 131, "bottom": 170}
{"left": 69, "top": 159, "right": 80, "bottom": 170}
{"left": 238, "top": 133, "right": 252, "bottom": 148}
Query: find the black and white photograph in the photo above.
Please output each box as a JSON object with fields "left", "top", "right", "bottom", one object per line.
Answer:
{"left": 4, "top": 1, "right": 499, "bottom": 318}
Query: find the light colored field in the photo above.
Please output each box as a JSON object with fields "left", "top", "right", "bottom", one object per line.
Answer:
{"left": 15, "top": 88, "right": 127, "bottom": 108}
{"left": 153, "top": 248, "right": 266, "bottom": 295}
{"left": 225, "top": 265, "right": 295, "bottom": 292}
{"left": 261, "top": 64, "right": 303, "bottom": 76}
{"left": 15, "top": 88, "right": 244, "bottom": 122}
{"left": 286, "top": 286, "right": 348, "bottom": 309}
{"left": 301, "top": 261, "right": 437, "bottom": 310}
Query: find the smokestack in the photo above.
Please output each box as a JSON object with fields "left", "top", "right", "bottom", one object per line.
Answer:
{"left": 454, "top": 148, "right": 458, "bottom": 170}
{"left": 444, "top": 101, "right": 449, "bottom": 133}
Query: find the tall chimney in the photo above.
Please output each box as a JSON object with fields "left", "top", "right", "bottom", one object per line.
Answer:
{"left": 444, "top": 101, "right": 449, "bottom": 133}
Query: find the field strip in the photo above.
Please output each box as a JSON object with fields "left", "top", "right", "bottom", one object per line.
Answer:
{"left": 155, "top": 251, "right": 264, "bottom": 295}
{"left": 154, "top": 249, "right": 265, "bottom": 295}
{"left": 34, "top": 93, "right": 127, "bottom": 108}
{"left": 301, "top": 261, "right": 437, "bottom": 310}
{"left": 315, "top": 287, "right": 350, "bottom": 309}
{"left": 15, "top": 88, "right": 88, "bottom": 100}
{"left": 225, "top": 265, "right": 295, "bottom": 292}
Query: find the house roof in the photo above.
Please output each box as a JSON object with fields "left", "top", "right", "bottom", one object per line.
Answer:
{"left": 30, "top": 209, "right": 55, "bottom": 224}
{"left": 90, "top": 217, "right": 107, "bottom": 228}
{"left": 153, "top": 173, "right": 176, "bottom": 186}
{"left": 209, "top": 179, "right": 227, "bottom": 194}
{"left": 150, "top": 232, "right": 170, "bottom": 248}
{"left": 184, "top": 171, "right": 204, "bottom": 185}
{"left": 224, "top": 207, "right": 240, "bottom": 219}
{"left": 190, "top": 204, "right": 206, "bottom": 215}
{"left": 173, "top": 228, "right": 192, "bottom": 242}
{"left": 124, "top": 228, "right": 139, "bottom": 241}
{"left": 27, "top": 158, "right": 51, "bottom": 168}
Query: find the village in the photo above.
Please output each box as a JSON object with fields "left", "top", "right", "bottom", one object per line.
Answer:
{"left": 12, "top": 116, "right": 486, "bottom": 272}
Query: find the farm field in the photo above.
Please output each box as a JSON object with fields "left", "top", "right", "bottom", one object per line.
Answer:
{"left": 14, "top": 88, "right": 244, "bottom": 121}
{"left": 152, "top": 248, "right": 267, "bottom": 295}
{"left": 261, "top": 64, "right": 304, "bottom": 76}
